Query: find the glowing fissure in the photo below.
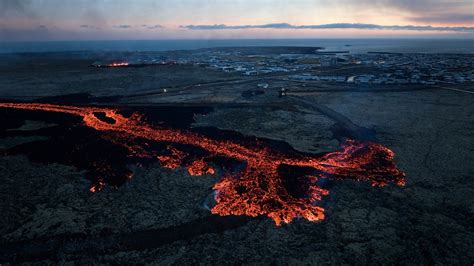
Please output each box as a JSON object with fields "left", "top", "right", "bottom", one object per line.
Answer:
{"left": 0, "top": 102, "right": 406, "bottom": 225}
{"left": 106, "top": 62, "right": 129, "bottom": 67}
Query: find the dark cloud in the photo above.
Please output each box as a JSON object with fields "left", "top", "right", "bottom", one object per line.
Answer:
{"left": 182, "top": 23, "right": 474, "bottom": 32}
{"left": 38, "top": 25, "right": 47, "bottom": 28}
{"left": 409, "top": 14, "right": 474, "bottom": 24}
{"left": 113, "top": 25, "right": 132, "bottom": 29}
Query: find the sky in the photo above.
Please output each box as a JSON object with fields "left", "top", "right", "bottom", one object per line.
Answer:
{"left": 0, "top": 0, "right": 473, "bottom": 41}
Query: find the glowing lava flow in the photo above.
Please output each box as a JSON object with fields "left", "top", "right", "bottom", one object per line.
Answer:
{"left": 107, "top": 62, "right": 129, "bottom": 67}
{"left": 93, "top": 62, "right": 130, "bottom": 68}
{"left": 0, "top": 102, "right": 406, "bottom": 225}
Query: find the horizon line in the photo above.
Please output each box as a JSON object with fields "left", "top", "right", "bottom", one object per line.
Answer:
{"left": 2, "top": 36, "right": 474, "bottom": 43}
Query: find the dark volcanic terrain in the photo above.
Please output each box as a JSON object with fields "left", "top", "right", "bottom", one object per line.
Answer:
{"left": 0, "top": 48, "right": 473, "bottom": 264}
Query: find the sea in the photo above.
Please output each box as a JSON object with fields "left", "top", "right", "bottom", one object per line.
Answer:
{"left": 0, "top": 39, "right": 473, "bottom": 54}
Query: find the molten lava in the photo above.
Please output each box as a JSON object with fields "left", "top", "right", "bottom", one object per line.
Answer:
{"left": 0, "top": 102, "right": 406, "bottom": 225}
{"left": 93, "top": 62, "right": 130, "bottom": 68}
{"left": 187, "top": 160, "right": 215, "bottom": 176}
{"left": 107, "top": 62, "right": 129, "bottom": 67}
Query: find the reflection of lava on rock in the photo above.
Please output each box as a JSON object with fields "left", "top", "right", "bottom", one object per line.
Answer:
{"left": 0, "top": 102, "right": 406, "bottom": 225}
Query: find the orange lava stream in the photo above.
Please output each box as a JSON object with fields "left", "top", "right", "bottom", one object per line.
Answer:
{"left": 108, "top": 62, "right": 129, "bottom": 67}
{"left": 0, "top": 102, "right": 406, "bottom": 225}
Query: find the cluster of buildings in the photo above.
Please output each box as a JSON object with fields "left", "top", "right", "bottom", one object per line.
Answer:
{"left": 185, "top": 49, "right": 474, "bottom": 85}
{"left": 102, "top": 49, "right": 473, "bottom": 86}
{"left": 195, "top": 52, "right": 297, "bottom": 75}
{"left": 350, "top": 53, "right": 474, "bottom": 84}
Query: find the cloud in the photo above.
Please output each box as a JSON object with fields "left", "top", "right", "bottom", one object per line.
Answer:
{"left": 113, "top": 24, "right": 163, "bottom": 30}
{"left": 141, "top": 24, "right": 163, "bottom": 30}
{"left": 409, "top": 14, "right": 474, "bottom": 24}
{"left": 113, "top": 24, "right": 132, "bottom": 29}
{"left": 38, "top": 25, "right": 47, "bottom": 29}
{"left": 352, "top": 0, "right": 473, "bottom": 24}
{"left": 181, "top": 23, "right": 293, "bottom": 30}
{"left": 181, "top": 23, "right": 474, "bottom": 32}
{"left": 80, "top": 24, "right": 100, "bottom": 30}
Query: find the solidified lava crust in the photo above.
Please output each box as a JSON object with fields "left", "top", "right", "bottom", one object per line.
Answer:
{"left": 0, "top": 102, "right": 406, "bottom": 225}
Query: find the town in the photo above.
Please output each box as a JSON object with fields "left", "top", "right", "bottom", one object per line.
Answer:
{"left": 196, "top": 50, "right": 474, "bottom": 85}
{"left": 94, "top": 48, "right": 474, "bottom": 86}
